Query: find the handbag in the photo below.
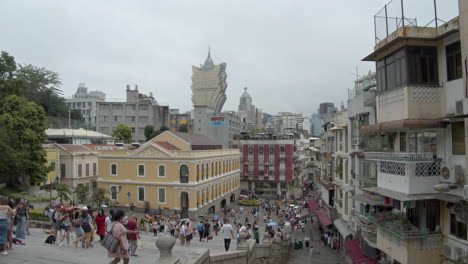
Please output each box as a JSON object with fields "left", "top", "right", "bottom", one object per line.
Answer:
{"left": 82, "top": 222, "right": 92, "bottom": 233}
{"left": 72, "top": 219, "right": 82, "bottom": 228}
{"left": 101, "top": 223, "right": 119, "bottom": 253}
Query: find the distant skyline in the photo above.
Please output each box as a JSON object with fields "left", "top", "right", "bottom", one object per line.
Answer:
{"left": 1, "top": 0, "right": 458, "bottom": 116}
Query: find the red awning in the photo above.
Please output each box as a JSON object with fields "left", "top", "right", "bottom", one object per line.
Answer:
{"left": 344, "top": 240, "right": 377, "bottom": 264}
{"left": 308, "top": 199, "right": 318, "bottom": 212}
{"left": 316, "top": 209, "right": 332, "bottom": 228}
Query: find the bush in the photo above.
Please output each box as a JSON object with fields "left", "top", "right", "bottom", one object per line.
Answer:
{"left": 28, "top": 209, "right": 49, "bottom": 221}
{"left": 0, "top": 187, "right": 49, "bottom": 202}
{"left": 239, "top": 199, "right": 261, "bottom": 206}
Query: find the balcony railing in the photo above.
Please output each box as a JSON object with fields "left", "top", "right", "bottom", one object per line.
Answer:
{"left": 365, "top": 152, "right": 434, "bottom": 163}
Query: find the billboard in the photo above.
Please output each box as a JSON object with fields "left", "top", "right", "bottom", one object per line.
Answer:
{"left": 209, "top": 116, "right": 226, "bottom": 127}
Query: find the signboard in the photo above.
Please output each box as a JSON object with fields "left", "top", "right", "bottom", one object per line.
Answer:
{"left": 209, "top": 116, "right": 226, "bottom": 127}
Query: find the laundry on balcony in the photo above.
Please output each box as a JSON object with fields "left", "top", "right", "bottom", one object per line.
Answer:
{"left": 344, "top": 239, "right": 377, "bottom": 264}
{"left": 307, "top": 198, "right": 318, "bottom": 212}
{"left": 360, "top": 119, "right": 443, "bottom": 134}
{"left": 363, "top": 186, "right": 463, "bottom": 202}
{"left": 316, "top": 209, "right": 332, "bottom": 229}
{"left": 334, "top": 219, "right": 353, "bottom": 238}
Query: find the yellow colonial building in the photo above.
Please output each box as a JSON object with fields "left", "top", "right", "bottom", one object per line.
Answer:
{"left": 97, "top": 131, "right": 241, "bottom": 219}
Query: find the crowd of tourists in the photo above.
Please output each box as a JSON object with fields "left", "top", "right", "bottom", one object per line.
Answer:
{"left": 0, "top": 197, "right": 32, "bottom": 256}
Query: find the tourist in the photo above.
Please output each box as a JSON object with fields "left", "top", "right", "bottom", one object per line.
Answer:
{"left": 107, "top": 210, "right": 138, "bottom": 264}
{"left": 52, "top": 205, "right": 61, "bottom": 237}
{"left": 197, "top": 222, "right": 204, "bottom": 242}
{"left": 25, "top": 204, "right": 32, "bottom": 235}
{"left": 105, "top": 209, "right": 114, "bottom": 232}
{"left": 213, "top": 221, "right": 219, "bottom": 236}
{"left": 169, "top": 220, "right": 176, "bottom": 237}
{"left": 58, "top": 209, "right": 71, "bottom": 246}
{"left": 202, "top": 220, "right": 211, "bottom": 243}
{"left": 184, "top": 221, "right": 193, "bottom": 246}
{"left": 159, "top": 219, "right": 166, "bottom": 234}
{"left": 15, "top": 202, "right": 28, "bottom": 240}
{"left": 221, "top": 219, "right": 234, "bottom": 251}
{"left": 72, "top": 210, "right": 86, "bottom": 248}
{"left": 253, "top": 225, "right": 259, "bottom": 244}
{"left": 152, "top": 220, "right": 158, "bottom": 237}
{"left": 80, "top": 208, "right": 93, "bottom": 248}
{"left": 179, "top": 221, "right": 186, "bottom": 246}
{"left": 126, "top": 214, "right": 139, "bottom": 257}
{"left": 309, "top": 244, "right": 314, "bottom": 255}
{"left": 95, "top": 209, "right": 106, "bottom": 241}
{"left": 0, "top": 197, "right": 15, "bottom": 255}
{"left": 6, "top": 200, "right": 15, "bottom": 251}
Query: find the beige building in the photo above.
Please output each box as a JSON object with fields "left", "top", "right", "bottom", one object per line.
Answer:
{"left": 96, "top": 131, "right": 241, "bottom": 219}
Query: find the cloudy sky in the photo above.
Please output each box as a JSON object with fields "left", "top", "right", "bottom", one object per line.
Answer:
{"left": 1, "top": 0, "right": 458, "bottom": 116}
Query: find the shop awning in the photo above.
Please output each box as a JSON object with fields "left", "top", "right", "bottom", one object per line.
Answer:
{"left": 334, "top": 219, "right": 353, "bottom": 238}
{"left": 308, "top": 199, "right": 318, "bottom": 212}
{"left": 344, "top": 240, "right": 377, "bottom": 264}
{"left": 316, "top": 209, "right": 332, "bottom": 229}
{"left": 363, "top": 187, "right": 463, "bottom": 202}
{"left": 360, "top": 119, "right": 443, "bottom": 134}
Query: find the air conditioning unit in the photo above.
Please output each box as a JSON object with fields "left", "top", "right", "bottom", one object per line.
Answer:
{"left": 440, "top": 164, "right": 465, "bottom": 185}
{"left": 352, "top": 137, "right": 360, "bottom": 146}
{"left": 455, "top": 99, "right": 468, "bottom": 115}
{"left": 443, "top": 244, "right": 467, "bottom": 262}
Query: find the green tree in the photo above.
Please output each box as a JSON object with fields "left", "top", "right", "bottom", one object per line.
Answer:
{"left": 112, "top": 124, "right": 132, "bottom": 143}
{"left": 159, "top": 125, "right": 169, "bottom": 133}
{"left": 178, "top": 124, "right": 188, "bottom": 133}
{"left": 0, "top": 95, "right": 48, "bottom": 185}
{"left": 144, "top": 125, "right": 155, "bottom": 141}
{"left": 92, "top": 187, "right": 110, "bottom": 207}
{"left": 74, "top": 184, "right": 88, "bottom": 204}
{"left": 54, "top": 183, "right": 71, "bottom": 203}
{"left": 0, "top": 52, "right": 23, "bottom": 99}
{"left": 70, "top": 109, "right": 82, "bottom": 120}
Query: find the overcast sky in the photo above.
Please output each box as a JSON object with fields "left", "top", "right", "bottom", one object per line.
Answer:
{"left": 1, "top": 0, "right": 458, "bottom": 116}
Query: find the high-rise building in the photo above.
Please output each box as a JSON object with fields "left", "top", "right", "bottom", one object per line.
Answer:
{"left": 191, "top": 51, "right": 245, "bottom": 148}
{"left": 191, "top": 51, "right": 227, "bottom": 113}
{"left": 237, "top": 87, "right": 261, "bottom": 131}
{"left": 66, "top": 83, "right": 106, "bottom": 130}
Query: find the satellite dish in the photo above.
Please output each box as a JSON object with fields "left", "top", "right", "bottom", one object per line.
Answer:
{"left": 441, "top": 167, "right": 450, "bottom": 180}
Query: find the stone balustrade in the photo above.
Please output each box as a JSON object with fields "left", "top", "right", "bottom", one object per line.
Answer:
{"left": 155, "top": 232, "right": 290, "bottom": 264}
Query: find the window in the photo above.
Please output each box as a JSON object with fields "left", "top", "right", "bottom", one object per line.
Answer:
{"left": 127, "top": 104, "right": 136, "bottom": 111}
{"left": 158, "top": 165, "right": 166, "bottom": 177}
{"left": 112, "top": 105, "right": 122, "bottom": 110}
{"left": 399, "top": 132, "right": 406, "bottom": 152}
{"left": 408, "top": 131, "right": 437, "bottom": 154}
{"left": 110, "top": 164, "right": 118, "bottom": 176}
{"left": 376, "top": 46, "right": 438, "bottom": 92}
{"left": 131, "top": 127, "right": 135, "bottom": 133}
{"left": 180, "top": 165, "right": 189, "bottom": 183}
{"left": 50, "top": 161, "right": 56, "bottom": 171}
{"left": 60, "top": 164, "right": 66, "bottom": 178}
{"left": 259, "top": 146, "right": 264, "bottom": 154}
{"left": 201, "top": 164, "right": 204, "bottom": 180}
{"left": 270, "top": 146, "right": 274, "bottom": 154}
{"left": 158, "top": 188, "right": 166, "bottom": 204}
{"left": 78, "top": 164, "right": 82, "bottom": 177}
{"left": 137, "top": 187, "right": 145, "bottom": 202}
{"left": 92, "top": 163, "right": 97, "bottom": 176}
{"left": 196, "top": 164, "right": 199, "bottom": 182}
{"left": 450, "top": 211, "right": 467, "bottom": 240}
{"left": 446, "top": 42, "right": 462, "bottom": 81}
{"left": 280, "top": 146, "right": 285, "bottom": 153}
{"left": 139, "top": 104, "right": 148, "bottom": 111}
{"left": 138, "top": 164, "right": 145, "bottom": 177}
{"left": 139, "top": 116, "right": 148, "bottom": 123}
{"left": 452, "top": 122, "right": 465, "bottom": 155}
{"left": 114, "top": 116, "right": 119, "bottom": 122}
{"left": 110, "top": 186, "right": 118, "bottom": 200}
{"left": 248, "top": 146, "right": 253, "bottom": 154}
{"left": 85, "top": 163, "right": 90, "bottom": 177}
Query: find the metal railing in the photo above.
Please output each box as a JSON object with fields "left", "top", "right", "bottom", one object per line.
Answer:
{"left": 365, "top": 152, "right": 435, "bottom": 163}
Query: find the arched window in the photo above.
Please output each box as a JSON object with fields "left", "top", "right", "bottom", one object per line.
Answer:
{"left": 201, "top": 164, "right": 204, "bottom": 180}
{"left": 211, "top": 162, "right": 214, "bottom": 177}
{"left": 196, "top": 164, "right": 199, "bottom": 182}
{"left": 206, "top": 163, "right": 209, "bottom": 178}
{"left": 180, "top": 165, "right": 189, "bottom": 183}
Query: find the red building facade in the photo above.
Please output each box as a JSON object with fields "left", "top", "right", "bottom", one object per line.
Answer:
{"left": 233, "top": 134, "right": 295, "bottom": 195}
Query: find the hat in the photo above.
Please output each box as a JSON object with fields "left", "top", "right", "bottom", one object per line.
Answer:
{"left": 82, "top": 206, "right": 88, "bottom": 210}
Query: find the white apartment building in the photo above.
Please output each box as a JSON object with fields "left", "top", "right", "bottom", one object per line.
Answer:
{"left": 66, "top": 83, "right": 106, "bottom": 130}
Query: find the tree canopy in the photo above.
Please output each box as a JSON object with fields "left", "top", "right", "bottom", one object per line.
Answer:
{"left": 178, "top": 124, "right": 188, "bottom": 133}
{"left": 112, "top": 124, "right": 133, "bottom": 143}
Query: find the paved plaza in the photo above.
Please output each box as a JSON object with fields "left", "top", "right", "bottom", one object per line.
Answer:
{"left": 3, "top": 203, "right": 344, "bottom": 263}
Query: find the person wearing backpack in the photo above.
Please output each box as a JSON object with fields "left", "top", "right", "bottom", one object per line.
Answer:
{"left": 197, "top": 222, "right": 203, "bottom": 242}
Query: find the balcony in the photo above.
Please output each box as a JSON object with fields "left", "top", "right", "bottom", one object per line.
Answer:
{"left": 365, "top": 152, "right": 441, "bottom": 194}
{"left": 365, "top": 212, "right": 442, "bottom": 264}
{"left": 376, "top": 86, "right": 441, "bottom": 123}
{"left": 357, "top": 215, "right": 377, "bottom": 246}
